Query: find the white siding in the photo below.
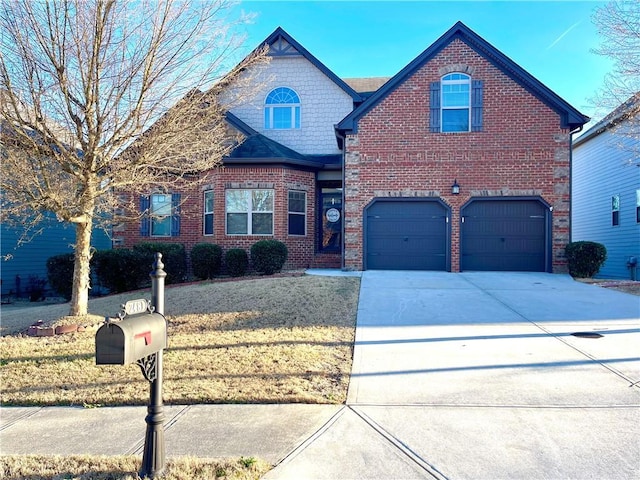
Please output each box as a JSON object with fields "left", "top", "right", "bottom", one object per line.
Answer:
{"left": 229, "top": 55, "right": 354, "bottom": 155}
{"left": 572, "top": 128, "right": 640, "bottom": 279}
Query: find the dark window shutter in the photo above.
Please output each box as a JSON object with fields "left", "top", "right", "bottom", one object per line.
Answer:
{"left": 429, "top": 82, "right": 441, "bottom": 133}
{"left": 171, "top": 193, "right": 181, "bottom": 236}
{"left": 140, "top": 195, "right": 150, "bottom": 237}
{"left": 471, "top": 80, "right": 484, "bottom": 132}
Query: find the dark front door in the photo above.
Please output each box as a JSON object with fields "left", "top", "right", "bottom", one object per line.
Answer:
{"left": 319, "top": 186, "right": 342, "bottom": 252}
{"left": 365, "top": 199, "right": 449, "bottom": 270}
{"left": 460, "top": 199, "right": 548, "bottom": 272}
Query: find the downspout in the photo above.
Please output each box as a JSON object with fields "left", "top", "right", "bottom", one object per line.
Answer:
{"left": 568, "top": 123, "right": 584, "bottom": 245}
{"left": 335, "top": 127, "right": 346, "bottom": 271}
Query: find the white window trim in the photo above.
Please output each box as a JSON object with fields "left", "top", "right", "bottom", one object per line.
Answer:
{"left": 225, "top": 189, "right": 274, "bottom": 236}
{"left": 612, "top": 194, "right": 620, "bottom": 227}
{"left": 288, "top": 190, "right": 307, "bottom": 236}
{"left": 441, "top": 73, "right": 471, "bottom": 133}
{"left": 203, "top": 190, "right": 214, "bottom": 236}
{"left": 264, "top": 87, "right": 301, "bottom": 130}
{"left": 151, "top": 193, "right": 171, "bottom": 237}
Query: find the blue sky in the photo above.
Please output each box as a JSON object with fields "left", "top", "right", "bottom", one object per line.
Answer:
{"left": 234, "top": 1, "right": 613, "bottom": 123}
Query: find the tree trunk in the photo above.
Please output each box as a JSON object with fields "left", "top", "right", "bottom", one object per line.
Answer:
{"left": 69, "top": 219, "right": 93, "bottom": 316}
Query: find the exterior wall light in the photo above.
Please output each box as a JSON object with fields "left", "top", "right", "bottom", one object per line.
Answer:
{"left": 451, "top": 179, "right": 460, "bottom": 195}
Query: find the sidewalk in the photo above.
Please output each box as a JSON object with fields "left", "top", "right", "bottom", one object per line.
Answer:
{"left": 1, "top": 271, "right": 639, "bottom": 479}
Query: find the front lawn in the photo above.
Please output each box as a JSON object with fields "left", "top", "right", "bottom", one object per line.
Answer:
{"left": 0, "top": 454, "right": 270, "bottom": 480}
{"left": 0, "top": 275, "right": 360, "bottom": 406}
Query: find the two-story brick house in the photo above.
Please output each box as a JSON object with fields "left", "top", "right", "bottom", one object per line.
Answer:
{"left": 119, "top": 22, "right": 589, "bottom": 273}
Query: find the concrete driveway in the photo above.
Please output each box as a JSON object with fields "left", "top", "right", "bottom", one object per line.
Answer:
{"left": 271, "top": 271, "right": 640, "bottom": 480}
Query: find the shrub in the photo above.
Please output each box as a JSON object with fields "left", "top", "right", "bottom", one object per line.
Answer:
{"left": 225, "top": 248, "right": 248, "bottom": 277}
{"left": 191, "top": 243, "right": 223, "bottom": 280}
{"left": 27, "top": 275, "right": 47, "bottom": 302}
{"left": 565, "top": 241, "right": 607, "bottom": 278}
{"left": 133, "top": 242, "right": 187, "bottom": 284}
{"left": 93, "top": 249, "right": 148, "bottom": 293}
{"left": 250, "top": 240, "right": 288, "bottom": 275}
{"left": 46, "top": 253, "right": 75, "bottom": 300}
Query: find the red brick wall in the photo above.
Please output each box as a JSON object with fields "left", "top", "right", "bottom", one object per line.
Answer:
{"left": 344, "top": 39, "right": 571, "bottom": 272}
{"left": 117, "top": 166, "right": 317, "bottom": 271}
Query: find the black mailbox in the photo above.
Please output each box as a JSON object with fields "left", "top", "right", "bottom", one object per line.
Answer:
{"left": 96, "top": 312, "right": 167, "bottom": 365}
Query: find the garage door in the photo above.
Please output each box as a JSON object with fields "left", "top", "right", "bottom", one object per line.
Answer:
{"left": 460, "top": 199, "right": 548, "bottom": 272}
{"left": 365, "top": 199, "right": 449, "bottom": 270}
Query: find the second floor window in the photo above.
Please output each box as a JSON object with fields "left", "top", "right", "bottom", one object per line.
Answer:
{"left": 441, "top": 73, "right": 470, "bottom": 132}
{"left": 430, "top": 74, "right": 483, "bottom": 133}
{"left": 612, "top": 195, "right": 620, "bottom": 226}
{"left": 264, "top": 87, "right": 300, "bottom": 129}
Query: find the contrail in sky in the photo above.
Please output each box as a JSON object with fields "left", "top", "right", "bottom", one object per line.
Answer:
{"left": 547, "top": 20, "right": 582, "bottom": 50}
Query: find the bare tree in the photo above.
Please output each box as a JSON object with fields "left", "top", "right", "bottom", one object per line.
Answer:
{"left": 0, "top": 0, "right": 267, "bottom": 315}
{"left": 591, "top": 0, "right": 640, "bottom": 151}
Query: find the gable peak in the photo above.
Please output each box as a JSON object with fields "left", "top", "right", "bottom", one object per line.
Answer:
{"left": 265, "top": 27, "right": 302, "bottom": 56}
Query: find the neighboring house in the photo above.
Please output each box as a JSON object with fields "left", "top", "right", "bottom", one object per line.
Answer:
{"left": 118, "top": 22, "right": 589, "bottom": 273}
{"left": 1, "top": 214, "right": 111, "bottom": 299}
{"left": 0, "top": 119, "right": 112, "bottom": 299}
{"left": 572, "top": 94, "right": 639, "bottom": 280}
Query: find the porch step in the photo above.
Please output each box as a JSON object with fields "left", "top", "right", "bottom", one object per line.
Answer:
{"left": 310, "top": 253, "right": 341, "bottom": 269}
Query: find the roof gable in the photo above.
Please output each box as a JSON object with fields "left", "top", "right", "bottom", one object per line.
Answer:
{"left": 337, "top": 21, "right": 589, "bottom": 134}
{"left": 262, "top": 27, "right": 363, "bottom": 102}
{"left": 224, "top": 112, "right": 339, "bottom": 169}
{"left": 573, "top": 92, "right": 639, "bottom": 147}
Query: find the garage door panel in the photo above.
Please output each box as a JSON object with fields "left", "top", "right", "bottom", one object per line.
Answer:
{"left": 366, "top": 200, "right": 449, "bottom": 271}
{"left": 461, "top": 200, "right": 547, "bottom": 272}
{"left": 368, "top": 233, "right": 448, "bottom": 255}
{"left": 461, "top": 253, "right": 545, "bottom": 271}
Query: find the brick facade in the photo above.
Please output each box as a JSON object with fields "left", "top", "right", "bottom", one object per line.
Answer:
{"left": 343, "top": 39, "right": 572, "bottom": 272}
{"left": 118, "top": 166, "right": 318, "bottom": 270}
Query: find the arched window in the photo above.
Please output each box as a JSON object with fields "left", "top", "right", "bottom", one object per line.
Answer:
{"left": 441, "top": 73, "right": 470, "bottom": 132}
{"left": 264, "top": 87, "right": 301, "bottom": 129}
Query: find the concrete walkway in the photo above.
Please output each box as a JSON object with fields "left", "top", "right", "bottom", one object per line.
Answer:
{"left": 1, "top": 271, "right": 639, "bottom": 479}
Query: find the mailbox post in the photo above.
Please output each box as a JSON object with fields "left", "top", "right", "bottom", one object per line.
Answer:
{"left": 141, "top": 253, "right": 167, "bottom": 478}
{"left": 95, "top": 253, "right": 168, "bottom": 479}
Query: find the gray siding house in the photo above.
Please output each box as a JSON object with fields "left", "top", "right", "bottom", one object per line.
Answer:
{"left": 572, "top": 95, "right": 640, "bottom": 280}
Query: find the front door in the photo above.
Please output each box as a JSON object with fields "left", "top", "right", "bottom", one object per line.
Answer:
{"left": 319, "top": 185, "right": 342, "bottom": 252}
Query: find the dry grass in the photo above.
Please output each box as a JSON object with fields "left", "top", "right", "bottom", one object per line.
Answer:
{"left": 0, "top": 454, "right": 270, "bottom": 479}
{"left": 576, "top": 278, "right": 640, "bottom": 296}
{"left": 0, "top": 275, "right": 360, "bottom": 406}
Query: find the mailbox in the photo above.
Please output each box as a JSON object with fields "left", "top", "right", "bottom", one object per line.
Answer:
{"left": 96, "top": 312, "right": 167, "bottom": 365}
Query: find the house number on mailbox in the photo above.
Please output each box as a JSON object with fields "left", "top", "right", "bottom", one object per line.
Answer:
{"left": 122, "top": 299, "right": 153, "bottom": 317}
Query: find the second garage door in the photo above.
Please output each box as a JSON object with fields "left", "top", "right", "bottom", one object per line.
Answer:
{"left": 365, "top": 199, "right": 449, "bottom": 270}
{"left": 460, "top": 198, "right": 549, "bottom": 272}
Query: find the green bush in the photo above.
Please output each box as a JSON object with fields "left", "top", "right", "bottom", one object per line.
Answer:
{"left": 191, "top": 243, "right": 223, "bottom": 280}
{"left": 250, "top": 240, "right": 288, "bottom": 275}
{"left": 93, "top": 249, "right": 147, "bottom": 293}
{"left": 133, "top": 242, "right": 187, "bottom": 284}
{"left": 565, "top": 241, "right": 607, "bottom": 278}
{"left": 225, "top": 248, "right": 248, "bottom": 277}
{"left": 46, "top": 253, "right": 75, "bottom": 300}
